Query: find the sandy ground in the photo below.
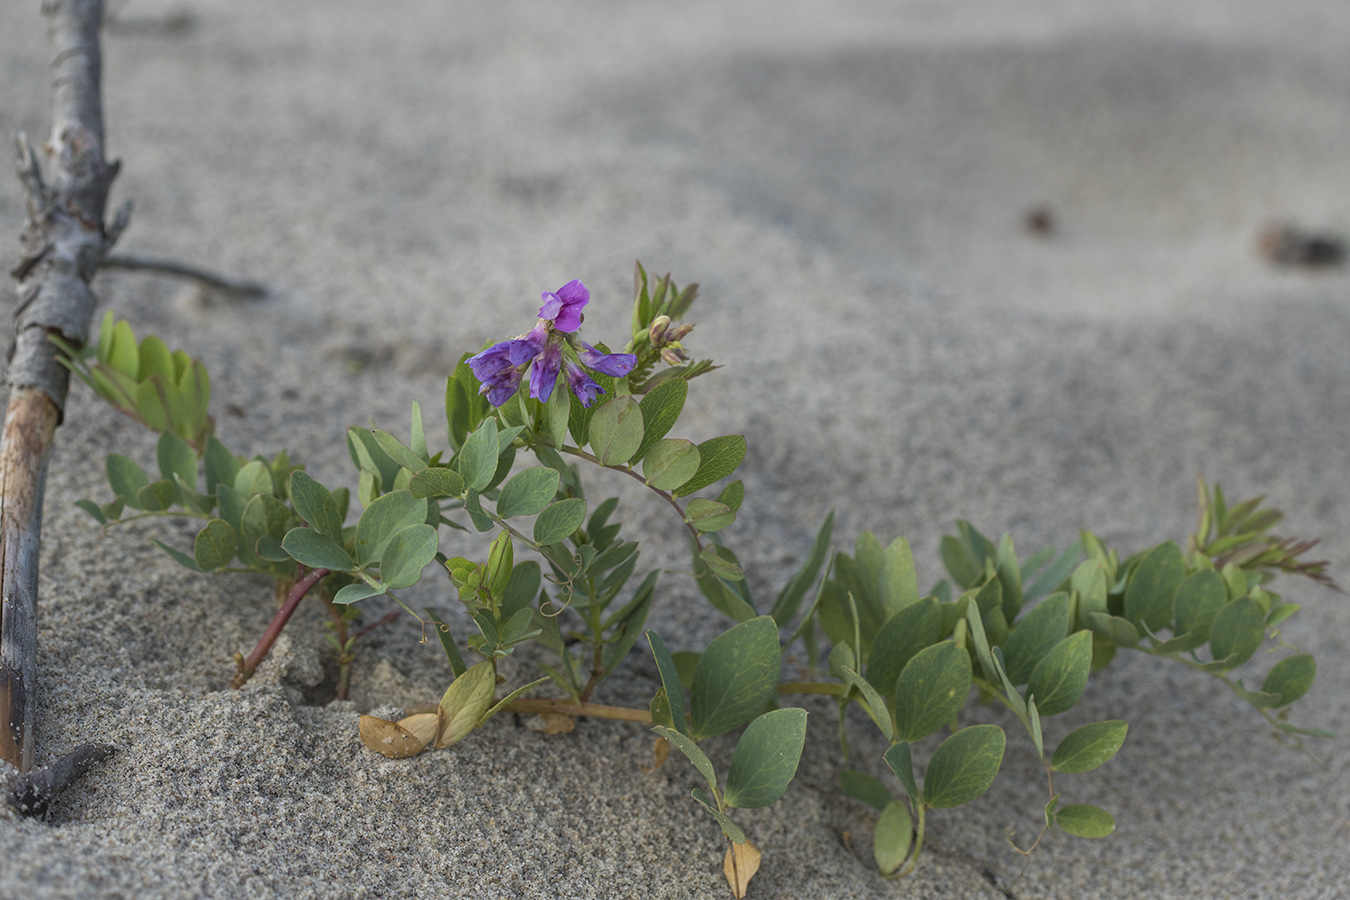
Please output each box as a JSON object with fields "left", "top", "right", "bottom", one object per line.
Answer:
{"left": 2, "top": 1, "right": 1350, "bottom": 897}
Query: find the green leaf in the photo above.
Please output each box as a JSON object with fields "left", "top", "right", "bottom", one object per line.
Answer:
{"left": 685, "top": 498, "right": 736, "bottom": 533}
{"left": 647, "top": 631, "right": 688, "bottom": 736}
{"left": 840, "top": 666, "right": 894, "bottom": 742}
{"left": 192, "top": 519, "right": 237, "bottom": 571}
{"left": 922, "top": 724, "right": 1006, "bottom": 809}
{"left": 884, "top": 742, "right": 921, "bottom": 802}
{"left": 1051, "top": 721, "right": 1129, "bottom": 773}
{"left": 964, "top": 599, "right": 999, "bottom": 684}
{"left": 288, "top": 470, "right": 343, "bottom": 540}
{"left": 533, "top": 497, "right": 587, "bottom": 545}
{"left": 1026, "top": 630, "right": 1092, "bottom": 716}
{"left": 106, "top": 454, "right": 149, "bottom": 504}
{"left": 718, "top": 480, "right": 745, "bottom": 514}
{"left": 723, "top": 708, "right": 808, "bottom": 809}
{"left": 233, "top": 459, "right": 274, "bottom": 497}
{"left": 873, "top": 800, "right": 914, "bottom": 876}
{"left": 427, "top": 612, "right": 467, "bottom": 676}
{"left": 994, "top": 534, "right": 1024, "bottom": 622}
{"left": 1123, "top": 542, "right": 1185, "bottom": 633}
{"left": 1088, "top": 613, "right": 1140, "bottom": 648}
{"left": 372, "top": 428, "right": 426, "bottom": 473}
{"left": 867, "top": 597, "right": 943, "bottom": 699}
{"left": 156, "top": 431, "right": 198, "bottom": 488}
{"left": 151, "top": 539, "right": 202, "bottom": 572}
{"left": 1208, "top": 596, "right": 1266, "bottom": 669}
{"left": 1003, "top": 592, "right": 1070, "bottom": 686}
{"left": 893, "top": 641, "right": 972, "bottom": 743}
{"left": 334, "top": 583, "right": 386, "bottom": 605}
{"left": 282, "top": 527, "right": 355, "bottom": 571}
{"left": 1024, "top": 544, "right": 1085, "bottom": 598}
{"left": 641, "top": 439, "right": 701, "bottom": 491}
{"left": 588, "top": 396, "right": 644, "bottom": 466}
{"left": 839, "top": 770, "right": 892, "bottom": 812}
{"left": 378, "top": 524, "right": 439, "bottom": 589}
{"left": 501, "top": 561, "right": 542, "bottom": 620}
{"left": 543, "top": 375, "right": 572, "bottom": 447}
{"left": 653, "top": 725, "right": 717, "bottom": 798}
{"left": 1055, "top": 804, "right": 1116, "bottom": 838}
{"left": 496, "top": 467, "right": 560, "bottom": 519}
{"left": 770, "top": 511, "right": 834, "bottom": 627}
{"left": 438, "top": 659, "right": 497, "bottom": 748}
{"left": 463, "top": 490, "right": 493, "bottom": 532}
{"left": 1169, "top": 570, "right": 1227, "bottom": 651}
{"left": 602, "top": 570, "right": 659, "bottom": 672}
{"left": 75, "top": 499, "right": 106, "bottom": 524}
{"left": 353, "top": 490, "right": 427, "bottom": 566}
{"left": 135, "top": 480, "right": 176, "bottom": 511}
{"left": 1261, "top": 654, "right": 1316, "bottom": 708}
{"left": 107, "top": 319, "right": 139, "bottom": 378}
{"left": 690, "top": 616, "right": 782, "bottom": 739}
{"left": 408, "top": 466, "right": 466, "bottom": 499}
{"left": 202, "top": 439, "right": 238, "bottom": 499}
{"left": 457, "top": 417, "right": 500, "bottom": 492}
{"left": 674, "top": 435, "right": 746, "bottom": 497}
{"left": 633, "top": 379, "right": 688, "bottom": 463}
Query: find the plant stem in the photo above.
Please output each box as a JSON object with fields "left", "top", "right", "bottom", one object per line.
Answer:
{"left": 504, "top": 697, "right": 652, "bottom": 723}
{"left": 555, "top": 444, "right": 703, "bottom": 548}
{"left": 317, "top": 592, "right": 351, "bottom": 700}
{"left": 231, "top": 566, "right": 330, "bottom": 689}
{"left": 898, "top": 803, "right": 926, "bottom": 876}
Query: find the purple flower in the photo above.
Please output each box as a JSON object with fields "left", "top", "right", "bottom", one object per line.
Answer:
{"left": 538, "top": 280, "right": 589, "bottom": 333}
{"left": 529, "top": 341, "right": 564, "bottom": 403}
{"left": 579, "top": 341, "right": 637, "bottom": 377}
{"left": 566, "top": 363, "right": 605, "bottom": 407}
{"left": 467, "top": 335, "right": 542, "bottom": 406}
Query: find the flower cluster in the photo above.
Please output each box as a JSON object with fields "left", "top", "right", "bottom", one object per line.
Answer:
{"left": 467, "top": 280, "right": 637, "bottom": 408}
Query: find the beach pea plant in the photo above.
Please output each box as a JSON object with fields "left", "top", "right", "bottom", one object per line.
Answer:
{"left": 61, "top": 265, "right": 1335, "bottom": 897}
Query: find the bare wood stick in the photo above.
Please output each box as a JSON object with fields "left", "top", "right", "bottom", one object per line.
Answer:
{"left": 1, "top": 0, "right": 114, "bottom": 772}
{"left": 101, "top": 253, "right": 267, "bottom": 299}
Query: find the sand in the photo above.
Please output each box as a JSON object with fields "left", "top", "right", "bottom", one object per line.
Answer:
{"left": 1, "top": 1, "right": 1349, "bottom": 897}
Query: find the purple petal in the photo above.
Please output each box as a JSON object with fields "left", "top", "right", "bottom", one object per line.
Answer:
{"left": 566, "top": 363, "right": 605, "bottom": 408}
{"left": 529, "top": 342, "right": 564, "bottom": 402}
{"left": 481, "top": 369, "right": 523, "bottom": 406}
{"left": 579, "top": 341, "right": 637, "bottom": 377}
{"left": 537, "top": 292, "right": 562, "bottom": 321}
{"left": 508, "top": 325, "right": 548, "bottom": 365}
{"left": 549, "top": 280, "right": 589, "bottom": 332}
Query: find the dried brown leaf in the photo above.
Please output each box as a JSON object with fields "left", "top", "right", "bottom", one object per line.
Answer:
{"left": 358, "top": 715, "right": 426, "bottom": 759}
{"left": 723, "top": 840, "right": 761, "bottom": 899}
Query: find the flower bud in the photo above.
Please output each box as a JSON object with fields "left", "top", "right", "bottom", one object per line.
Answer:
{"left": 648, "top": 315, "right": 671, "bottom": 344}
{"left": 668, "top": 323, "right": 695, "bottom": 342}
{"left": 660, "top": 347, "right": 687, "bottom": 367}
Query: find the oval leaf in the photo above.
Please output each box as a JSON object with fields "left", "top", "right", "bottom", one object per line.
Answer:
{"left": 379, "top": 524, "right": 439, "bottom": 589}
{"left": 873, "top": 800, "right": 914, "bottom": 876}
{"left": 893, "top": 641, "right": 972, "bottom": 743}
{"left": 1123, "top": 542, "right": 1185, "bottom": 633}
{"left": 867, "top": 598, "right": 943, "bottom": 698}
{"left": 437, "top": 659, "right": 497, "bottom": 748}
{"left": 685, "top": 498, "right": 736, "bottom": 533}
{"left": 589, "top": 396, "right": 644, "bottom": 466}
{"left": 281, "top": 527, "right": 354, "bottom": 572}
{"left": 496, "top": 467, "right": 561, "bottom": 519}
{"left": 1026, "top": 630, "right": 1093, "bottom": 717}
{"left": 334, "top": 583, "right": 386, "bottom": 605}
{"left": 192, "top": 519, "right": 237, "bottom": 571}
{"left": 633, "top": 379, "right": 688, "bottom": 463}
{"left": 1170, "top": 569, "right": 1227, "bottom": 650}
{"left": 642, "top": 439, "right": 701, "bottom": 490}
{"left": 409, "top": 466, "right": 466, "bottom": 499}
{"left": 922, "top": 723, "right": 1006, "bottom": 809}
{"left": 723, "top": 708, "right": 808, "bottom": 809}
{"left": 690, "top": 616, "right": 782, "bottom": 739}
{"left": 289, "top": 470, "right": 343, "bottom": 540}
{"left": 1056, "top": 803, "right": 1116, "bottom": 838}
{"left": 1262, "top": 654, "right": 1316, "bottom": 708}
{"left": 675, "top": 435, "right": 747, "bottom": 498}
{"left": 1051, "top": 720, "right": 1129, "bottom": 773}
{"left": 1208, "top": 596, "right": 1266, "bottom": 669}
{"left": 533, "top": 497, "right": 587, "bottom": 546}
{"left": 353, "top": 490, "right": 427, "bottom": 566}
{"left": 1002, "top": 592, "right": 1070, "bottom": 686}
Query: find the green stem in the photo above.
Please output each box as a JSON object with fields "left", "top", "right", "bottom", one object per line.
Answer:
{"left": 898, "top": 803, "right": 926, "bottom": 876}
{"left": 554, "top": 443, "right": 703, "bottom": 549}
{"left": 504, "top": 697, "right": 651, "bottom": 723}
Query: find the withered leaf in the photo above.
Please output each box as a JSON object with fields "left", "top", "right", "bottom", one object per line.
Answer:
{"left": 641, "top": 736, "right": 671, "bottom": 774}
{"left": 723, "top": 839, "right": 761, "bottom": 899}
{"left": 398, "top": 709, "right": 445, "bottom": 747}
{"left": 359, "top": 715, "right": 426, "bottom": 759}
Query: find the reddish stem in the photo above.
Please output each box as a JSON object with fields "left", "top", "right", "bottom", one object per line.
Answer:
{"left": 231, "top": 566, "right": 330, "bottom": 689}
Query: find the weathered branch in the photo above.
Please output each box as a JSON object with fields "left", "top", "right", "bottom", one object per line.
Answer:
{"left": 1, "top": 0, "right": 113, "bottom": 771}
{"left": 101, "top": 253, "right": 268, "bottom": 299}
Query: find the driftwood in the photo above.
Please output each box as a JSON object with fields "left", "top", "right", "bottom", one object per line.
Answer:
{"left": 2, "top": 0, "right": 117, "bottom": 773}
